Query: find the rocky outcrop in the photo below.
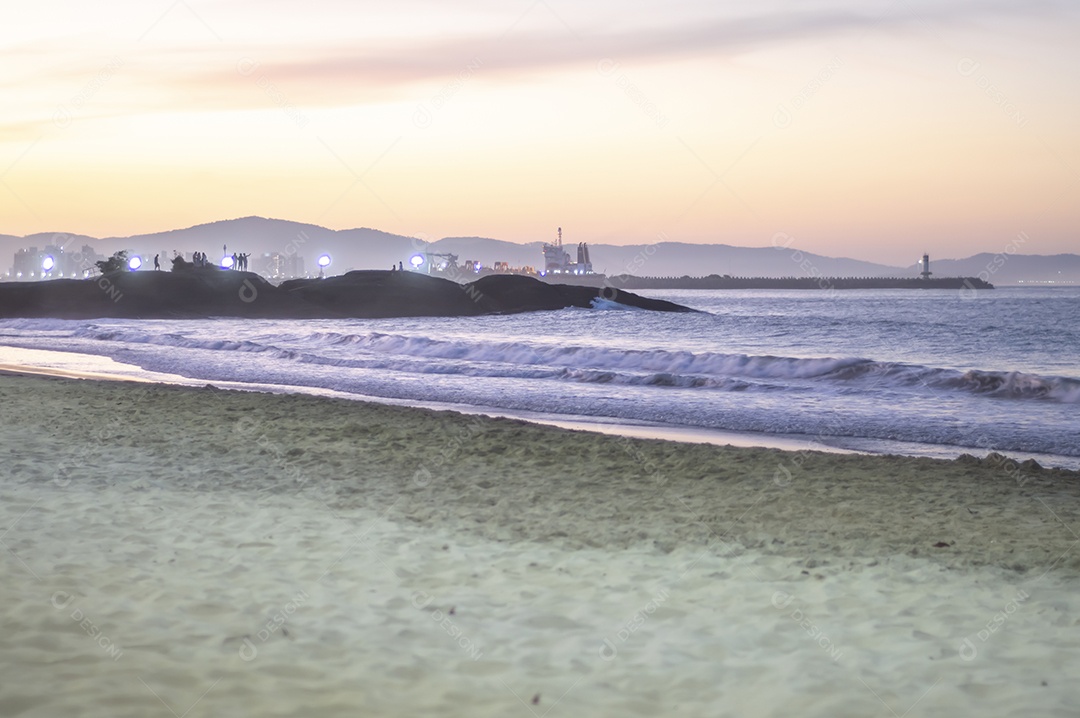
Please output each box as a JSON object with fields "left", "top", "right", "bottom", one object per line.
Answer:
{"left": 0, "top": 269, "right": 695, "bottom": 319}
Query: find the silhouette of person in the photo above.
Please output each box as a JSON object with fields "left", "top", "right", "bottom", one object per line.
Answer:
{"left": 231, "top": 252, "right": 238, "bottom": 270}
{"left": 399, "top": 261, "right": 404, "bottom": 271}
{"left": 154, "top": 254, "right": 160, "bottom": 271}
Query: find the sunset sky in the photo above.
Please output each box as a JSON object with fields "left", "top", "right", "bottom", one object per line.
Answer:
{"left": 2, "top": 0, "right": 1077, "bottom": 264}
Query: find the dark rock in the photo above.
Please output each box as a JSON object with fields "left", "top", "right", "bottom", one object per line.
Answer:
{"left": 0, "top": 271, "right": 697, "bottom": 319}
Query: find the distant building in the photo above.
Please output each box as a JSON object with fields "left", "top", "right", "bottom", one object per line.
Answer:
{"left": 261, "top": 252, "right": 305, "bottom": 279}
{"left": 9, "top": 244, "right": 104, "bottom": 280}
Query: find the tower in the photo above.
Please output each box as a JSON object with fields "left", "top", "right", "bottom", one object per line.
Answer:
{"left": 920, "top": 253, "right": 932, "bottom": 280}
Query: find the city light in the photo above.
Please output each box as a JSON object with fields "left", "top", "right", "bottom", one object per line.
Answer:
{"left": 128, "top": 256, "right": 142, "bottom": 271}
{"left": 42, "top": 256, "right": 55, "bottom": 272}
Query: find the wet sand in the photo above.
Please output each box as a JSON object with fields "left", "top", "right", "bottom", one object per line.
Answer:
{"left": 1, "top": 373, "right": 1078, "bottom": 716}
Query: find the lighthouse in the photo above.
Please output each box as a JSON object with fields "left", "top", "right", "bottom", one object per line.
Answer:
{"left": 920, "top": 253, "right": 932, "bottom": 280}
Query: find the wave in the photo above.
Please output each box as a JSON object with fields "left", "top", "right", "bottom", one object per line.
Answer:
{"left": 0, "top": 318, "right": 88, "bottom": 332}
{"left": 589, "top": 297, "right": 645, "bottom": 311}
{"left": 556, "top": 368, "right": 766, "bottom": 391}
{"left": 822, "top": 362, "right": 1080, "bottom": 403}
{"left": 298, "top": 331, "right": 870, "bottom": 377}
{"left": 12, "top": 324, "right": 1078, "bottom": 404}
{"left": 299, "top": 332, "right": 1080, "bottom": 401}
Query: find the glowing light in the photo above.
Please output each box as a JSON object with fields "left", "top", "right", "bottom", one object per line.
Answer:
{"left": 42, "top": 256, "right": 55, "bottom": 272}
{"left": 410, "top": 254, "right": 424, "bottom": 268}
{"left": 128, "top": 256, "right": 142, "bottom": 270}
{"left": 220, "top": 255, "right": 234, "bottom": 269}
{"left": 317, "top": 254, "right": 332, "bottom": 268}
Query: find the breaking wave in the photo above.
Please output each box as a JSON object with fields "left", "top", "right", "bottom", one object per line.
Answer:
{"left": 32, "top": 325, "right": 1078, "bottom": 403}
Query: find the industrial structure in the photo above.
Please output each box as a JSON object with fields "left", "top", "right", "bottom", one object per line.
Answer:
{"left": 407, "top": 229, "right": 602, "bottom": 285}
{"left": 542, "top": 227, "right": 594, "bottom": 276}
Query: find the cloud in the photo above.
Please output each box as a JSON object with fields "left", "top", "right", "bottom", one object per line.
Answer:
{"left": 209, "top": 12, "right": 909, "bottom": 89}
{"left": 2, "top": 0, "right": 1074, "bottom": 134}
{"left": 178, "top": 0, "right": 1073, "bottom": 104}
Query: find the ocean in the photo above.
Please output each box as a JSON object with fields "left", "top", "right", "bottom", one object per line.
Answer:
{"left": 1, "top": 286, "right": 1077, "bottom": 468}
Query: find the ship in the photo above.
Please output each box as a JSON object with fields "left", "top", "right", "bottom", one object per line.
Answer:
{"left": 409, "top": 227, "right": 607, "bottom": 287}
{"left": 541, "top": 227, "right": 600, "bottom": 282}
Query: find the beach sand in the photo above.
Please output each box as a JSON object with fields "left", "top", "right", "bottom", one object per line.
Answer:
{"left": 1, "top": 373, "right": 1077, "bottom": 716}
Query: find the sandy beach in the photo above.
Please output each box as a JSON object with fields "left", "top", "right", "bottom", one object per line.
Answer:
{"left": 1, "top": 372, "right": 1078, "bottom": 717}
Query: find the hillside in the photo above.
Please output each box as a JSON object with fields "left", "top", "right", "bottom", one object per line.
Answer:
{"left": 4, "top": 217, "right": 1077, "bottom": 283}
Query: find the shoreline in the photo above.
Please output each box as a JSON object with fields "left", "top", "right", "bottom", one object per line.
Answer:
{"left": 0, "top": 353, "right": 849, "bottom": 454}
{"left": 2, "top": 344, "right": 1077, "bottom": 470}
{"left": 0, "top": 351, "right": 850, "bottom": 455}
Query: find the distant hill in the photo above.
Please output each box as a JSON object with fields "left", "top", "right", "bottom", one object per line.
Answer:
{"left": 592, "top": 242, "right": 900, "bottom": 278}
{"left": 2, "top": 231, "right": 99, "bottom": 254}
{"left": 431, "top": 236, "right": 900, "bottom": 277}
{"left": 430, "top": 236, "right": 545, "bottom": 269}
{"left": 3, "top": 216, "right": 1077, "bottom": 283}
{"left": 107, "top": 217, "right": 420, "bottom": 275}
{"left": 1, "top": 217, "right": 422, "bottom": 276}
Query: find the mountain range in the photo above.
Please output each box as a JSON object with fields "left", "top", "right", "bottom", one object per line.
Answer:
{"left": 3, "top": 216, "right": 1077, "bottom": 285}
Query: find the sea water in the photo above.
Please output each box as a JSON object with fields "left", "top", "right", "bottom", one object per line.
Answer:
{"left": 1, "top": 286, "right": 1077, "bottom": 467}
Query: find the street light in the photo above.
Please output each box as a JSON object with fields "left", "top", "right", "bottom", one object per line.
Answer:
{"left": 221, "top": 255, "right": 234, "bottom": 269}
{"left": 317, "top": 254, "right": 331, "bottom": 278}
{"left": 128, "top": 256, "right": 142, "bottom": 271}
{"left": 409, "top": 254, "right": 424, "bottom": 270}
{"left": 42, "top": 256, "right": 55, "bottom": 274}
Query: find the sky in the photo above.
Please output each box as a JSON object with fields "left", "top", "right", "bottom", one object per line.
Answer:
{"left": 1, "top": 0, "right": 1077, "bottom": 264}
